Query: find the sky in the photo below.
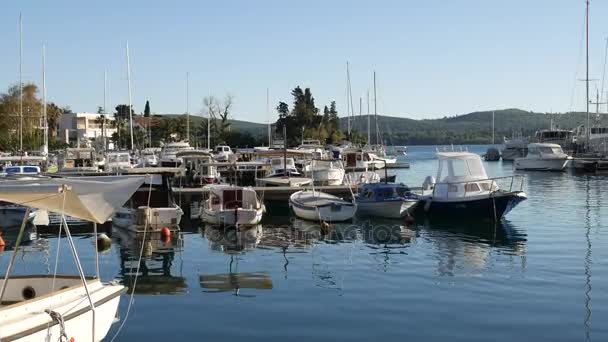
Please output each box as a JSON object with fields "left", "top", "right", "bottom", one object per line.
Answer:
{"left": 0, "top": 0, "right": 607, "bottom": 123}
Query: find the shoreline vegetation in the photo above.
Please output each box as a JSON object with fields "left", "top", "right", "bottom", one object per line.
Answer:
{"left": 0, "top": 82, "right": 602, "bottom": 150}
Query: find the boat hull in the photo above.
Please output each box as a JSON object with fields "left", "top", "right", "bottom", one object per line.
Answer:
{"left": 113, "top": 206, "right": 183, "bottom": 232}
{"left": 356, "top": 199, "right": 417, "bottom": 219}
{"left": 201, "top": 207, "right": 264, "bottom": 226}
{"left": 514, "top": 158, "right": 569, "bottom": 171}
{"left": 289, "top": 192, "right": 357, "bottom": 222}
{"left": 311, "top": 168, "right": 345, "bottom": 186}
{"left": 0, "top": 207, "right": 36, "bottom": 227}
{"left": 416, "top": 191, "right": 527, "bottom": 220}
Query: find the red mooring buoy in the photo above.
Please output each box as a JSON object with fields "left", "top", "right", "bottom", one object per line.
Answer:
{"left": 160, "top": 227, "right": 171, "bottom": 241}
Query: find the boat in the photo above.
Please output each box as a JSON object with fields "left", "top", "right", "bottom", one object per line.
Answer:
{"left": 0, "top": 176, "right": 145, "bottom": 341}
{"left": 289, "top": 190, "right": 357, "bottom": 222}
{"left": 342, "top": 150, "right": 385, "bottom": 170}
{"left": 0, "top": 166, "right": 42, "bottom": 226}
{"left": 344, "top": 171, "right": 381, "bottom": 185}
{"left": 199, "top": 184, "right": 265, "bottom": 226}
{"left": 105, "top": 151, "right": 132, "bottom": 172}
{"left": 58, "top": 148, "right": 100, "bottom": 173}
{"left": 418, "top": 150, "right": 527, "bottom": 220}
{"left": 386, "top": 145, "right": 407, "bottom": 156}
{"left": 255, "top": 155, "right": 313, "bottom": 187}
{"left": 178, "top": 150, "right": 219, "bottom": 186}
{"left": 533, "top": 129, "right": 574, "bottom": 150}
{"left": 213, "top": 145, "right": 234, "bottom": 162}
{"left": 483, "top": 147, "right": 501, "bottom": 161}
{"left": 159, "top": 141, "right": 193, "bottom": 167}
{"left": 501, "top": 136, "right": 529, "bottom": 161}
{"left": 138, "top": 147, "right": 159, "bottom": 167}
{"left": 355, "top": 182, "right": 418, "bottom": 218}
{"left": 514, "top": 143, "right": 572, "bottom": 171}
{"left": 306, "top": 159, "right": 345, "bottom": 186}
{"left": 112, "top": 173, "right": 183, "bottom": 232}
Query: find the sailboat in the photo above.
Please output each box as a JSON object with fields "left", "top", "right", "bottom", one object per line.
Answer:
{"left": 0, "top": 176, "right": 145, "bottom": 341}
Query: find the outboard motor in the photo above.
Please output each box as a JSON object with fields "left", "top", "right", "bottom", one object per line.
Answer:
{"left": 422, "top": 176, "right": 435, "bottom": 190}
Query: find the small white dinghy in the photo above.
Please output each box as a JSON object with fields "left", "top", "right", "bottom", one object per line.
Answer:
{"left": 0, "top": 176, "right": 145, "bottom": 342}
{"left": 289, "top": 190, "right": 357, "bottom": 222}
{"left": 200, "top": 184, "right": 265, "bottom": 226}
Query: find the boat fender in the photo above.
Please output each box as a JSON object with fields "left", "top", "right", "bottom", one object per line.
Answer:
{"left": 0, "top": 232, "right": 5, "bottom": 247}
{"left": 96, "top": 233, "right": 111, "bottom": 252}
{"left": 160, "top": 227, "right": 171, "bottom": 241}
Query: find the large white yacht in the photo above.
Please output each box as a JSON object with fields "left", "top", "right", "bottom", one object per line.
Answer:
{"left": 159, "top": 141, "right": 193, "bottom": 167}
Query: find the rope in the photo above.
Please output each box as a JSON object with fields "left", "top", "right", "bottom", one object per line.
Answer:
{"left": 45, "top": 309, "right": 69, "bottom": 342}
{"left": 110, "top": 175, "right": 154, "bottom": 342}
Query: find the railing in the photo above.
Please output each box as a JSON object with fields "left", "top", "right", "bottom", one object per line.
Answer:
{"left": 426, "top": 175, "right": 525, "bottom": 200}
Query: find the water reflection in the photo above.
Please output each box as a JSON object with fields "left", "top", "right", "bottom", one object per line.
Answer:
{"left": 417, "top": 218, "right": 527, "bottom": 277}
{"left": 113, "top": 227, "right": 186, "bottom": 295}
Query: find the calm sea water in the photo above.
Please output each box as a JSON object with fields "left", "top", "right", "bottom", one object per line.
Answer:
{"left": 2, "top": 145, "right": 608, "bottom": 341}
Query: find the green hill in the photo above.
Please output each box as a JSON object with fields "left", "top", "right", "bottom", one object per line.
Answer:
{"left": 341, "top": 109, "right": 602, "bottom": 145}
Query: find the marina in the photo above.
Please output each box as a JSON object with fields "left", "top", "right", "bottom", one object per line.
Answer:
{"left": 3, "top": 1, "right": 608, "bottom": 341}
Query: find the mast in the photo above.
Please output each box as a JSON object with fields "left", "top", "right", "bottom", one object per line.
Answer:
{"left": 373, "top": 71, "right": 378, "bottom": 145}
{"left": 186, "top": 72, "right": 190, "bottom": 142}
{"left": 42, "top": 43, "right": 48, "bottom": 155}
{"left": 126, "top": 42, "right": 134, "bottom": 151}
{"left": 19, "top": 13, "right": 23, "bottom": 152}
{"left": 103, "top": 68, "right": 107, "bottom": 151}
{"left": 586, "top": 0, "right": 590, "bottom": 147}
{"left": 207, "top": 89, "right": 211, "bottom": 150}
{"left": 346, "top": 62, "right": 350, "bottom": 136}
{"left": 367, "top": 90, "right": 370, "bottom": 144}
{"left": 492, "top": 111, "right": 495, "bottom": 145}
{"left": 267, "top": 88, "right": 271, "bottom": 147}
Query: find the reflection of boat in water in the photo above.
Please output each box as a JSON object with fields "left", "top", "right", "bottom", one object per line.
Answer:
{"left": 199, "top": 253, "right": 272, "bottom": 296}
{"left": 203, "top": 224, "right": 263, "bottom": 253}
{"left": 0, "top": 222, "right": 38, "bottom": 250}
{"left": 114, "top": 227, "right": 187, "bottom": 295}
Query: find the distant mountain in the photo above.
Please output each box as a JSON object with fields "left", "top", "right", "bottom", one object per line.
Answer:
{"left": 162, "top": 108, "right": 604, "bottom": 145}
{"left": 340, "top": 109, "right": 603, "bottom": 144}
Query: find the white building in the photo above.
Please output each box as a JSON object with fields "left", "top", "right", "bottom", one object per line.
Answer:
{"left": 58, "top": 112, "right": 116, "bottom": 147}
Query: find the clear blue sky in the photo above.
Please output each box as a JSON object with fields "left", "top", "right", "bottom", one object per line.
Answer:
{"left": 0, "top": 0, "right": 606, "bottom": 122}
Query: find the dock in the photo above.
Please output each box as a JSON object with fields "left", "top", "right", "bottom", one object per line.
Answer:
{"left": 173, "top": 185, "right": 358, "bottom": 202}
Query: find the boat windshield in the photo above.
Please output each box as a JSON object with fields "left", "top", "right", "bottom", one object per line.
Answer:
{"left": 539, "top": 146, "right": 562, "bottom": 154}
{"left": 436, "top": 153, "right": 488, "bottom": 182}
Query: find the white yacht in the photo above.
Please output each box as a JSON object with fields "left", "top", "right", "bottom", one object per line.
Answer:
{"left": 138, "top": 147, "right": 160, "bottom": 167}
{"left": 159, "top": 141, "right": 193, "bottom": 167}
{"left": 342, "top": 150, "right": 385, "bottom": 170}
{"left": 514, "top": 143, "right": 571, "bottom": 171}
{"left": 199, "top": 184, "right": 265, "bottom": 226}
{"left": 214, "top": 145, "right": 234, "bottom": 162}
{"left": 501, "top": 135, "right": 529, "bottom": 161}
{"left": 419, "top": 151, "right": 527, "bottom": 220}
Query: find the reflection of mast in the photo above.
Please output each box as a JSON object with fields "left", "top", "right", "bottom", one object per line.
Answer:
{"left": 583, "top": 176, "right": 592, "bottom": 339}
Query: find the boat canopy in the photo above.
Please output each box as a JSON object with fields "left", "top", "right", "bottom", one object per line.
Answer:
{"left": 0, "top": 176, "right": 145, "bottom": 223}
{"left": 436, "top": 152, "right": 488, "bottom": 183}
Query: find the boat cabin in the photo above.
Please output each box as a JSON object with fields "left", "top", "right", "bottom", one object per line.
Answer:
{"left": 430, "top": 152, "right": 496, "bottom": 200}
{"left": 207, "top": 186, "right": 259, "bottom": 210}
{"left": 360, "top": 183, "right": 413, "bottom": 201}
{"left": 177, "top": 150, "right": 219, "bottom": 186}
{"left": 106, "top": 151, "right": 132, "bottom": 171}
{"left": 526, "top": 143, "right": 565, "bottom": 157}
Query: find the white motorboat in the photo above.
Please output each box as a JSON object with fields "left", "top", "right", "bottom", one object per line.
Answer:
{"left": 199, "top": 184, "right": 265, "bottom": 226}
{"left": 213, "top": 145, "right": 234, "bottom": 162}
{"left": 342, "top": 150, "right": 385, "bottom": 170}
{"left": 344, "top": 171, "right": 380, "bottom": 185}
{"left": 105, "top": 151, "right": 132, "bottom": 172}
{"left": 112, "top": 173, "right": 183, "bottom": 232}
{"left": 289, "top": 190, "right": 356, "bottom": 222}
{"left": 138, "top": 147, "right": 160, "bottom": 167}
{"left": 0, "top": 176, "right": 145, "bottom": 341}
{"left": 514, "top": 143, "right": 571, "bottom": 171}
{"left": 355, "top": 182, "right": 418, "bottom": 218}
{"left": 159, "top": 141, "right": 193, "bottom": 167}
{"left": 178, "top": 150, "right": 219, "bottom": 186}
{"left": 58, "top": 148, "right": 100, "bottom": 173}
{"left": 306, "top": 159, "right": 345, "bottom": 186}
{"left": 418, "top": 151, "right": 527, "bottom": 220}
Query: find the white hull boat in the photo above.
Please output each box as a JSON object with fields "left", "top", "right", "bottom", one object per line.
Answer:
{"left": 113, "top": 205, "right": 183, "bottom": 231}
{"left": 0, "top": 276, "right": 123, "bottom": 342}
{"left": 514, "top": 143, "right": 571, "bottom": 171}
{"left": 199, "top": 185, "right": 265, "bottom": 226}
{"left": 0, "top": 205, "right": 36, "bottom": 226}
{"left": 355, "top": 183, "right": 418, "bottom": 218}
{"left": 308, "top": 159, "right": 346, "bottom": 186}
{"left": 289, "top": 190, "right": 356, "bottom": 222}
{"left": 344, "top": 171, "right": 380, "bottom": 185}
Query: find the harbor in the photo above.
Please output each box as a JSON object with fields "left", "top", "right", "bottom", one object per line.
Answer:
{"left": 3, "top": 1, "right": 608, "bottom": 341}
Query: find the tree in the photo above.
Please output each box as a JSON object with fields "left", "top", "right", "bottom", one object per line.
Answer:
{"left": 46, "top": 102, "right": 63, "bottom": 138}
{"left": 144, "top": 100, "right": 150, "bottom": 117}
{"left": 202, "top": 94, "right": 234, "bottom": 145}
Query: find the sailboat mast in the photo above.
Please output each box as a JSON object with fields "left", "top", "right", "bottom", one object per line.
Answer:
{"left": 586, "top": 0, "right": 590, "bottom": 147}
{"left": 492, "top": 111, "right": 495, "bottom": 145}
{"left": 346, "top": 62, "right": 351, "bottom": 136}
{"left": 19, "top": 13, "right": 23, "bottom": 152}
{"left": 103, "top": 68, "right": 107, "bottom": 151}
{"left": 267, "top": 88, "right": 271, "bottom": 147}
{"left": 126, "top": 42, "right": 134, "bottom": 151}
{"left": 42, "top": 43, "right": 47, "bottom": 155}
{"left": 186, "top": 72, "right": 190, "bottom": 142}
{"left": 207, "top": 89, "right": 211, "bottom": 150}
{"left": 367, "top": 90, "right": 370, "bottom": 144}
{"left": 373, "top": 71, "right": 378, "bottom": 145}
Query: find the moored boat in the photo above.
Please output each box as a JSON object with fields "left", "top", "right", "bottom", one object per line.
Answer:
{"left": 199, "top": 184, "right": 265, "bottom": 226}
{"left": 355, "top": 182, "right": 418, "bottom": 219}
{"left": 514, "top": 143, "right": 571, "bottom": 171}
{"left": 289, "top": 190, "right": 356, "bottom": 222}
